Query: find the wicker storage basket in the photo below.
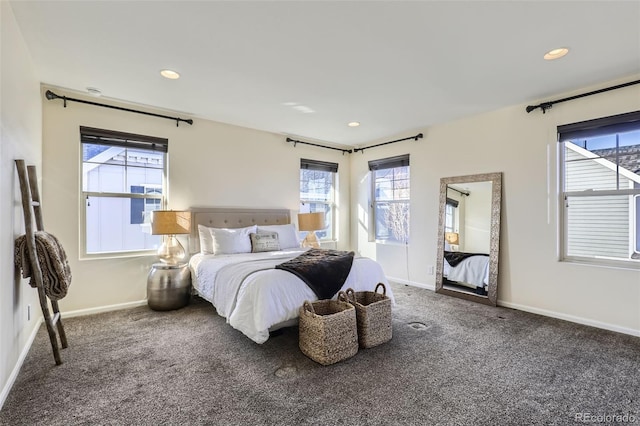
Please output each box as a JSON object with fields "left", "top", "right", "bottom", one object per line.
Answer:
{"left": 343, "top": 283, "right": 392, "bottom": 348}
{"left": 298, "top": 297, "right": 358, "bottom": 365}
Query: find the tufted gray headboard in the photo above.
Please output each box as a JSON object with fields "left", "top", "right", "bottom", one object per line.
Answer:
{"left": 189, "top": 207, "right": 291, "bottom": 253}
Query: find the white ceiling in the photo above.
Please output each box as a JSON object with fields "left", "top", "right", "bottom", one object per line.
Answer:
{"left": 9, "top": 1, "right": 640, "bottom": 147}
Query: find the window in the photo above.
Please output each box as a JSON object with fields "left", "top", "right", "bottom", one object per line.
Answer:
{"left": 299, "top": 159, "right": 338, "bottom": 241}
{"left": 81, "top": 126, "right": 167, "bottom": 257}
{"left": 445, "top": 198, "right": 459, "bottom": 234}
{"left": 130, "top": 185, "right": 162, "bottom": 225}
{"left": 558, "top": 111, "right": 640, "bottom": 266}
{"left": 369, "top": 154, "right": 410, "bottom": 243}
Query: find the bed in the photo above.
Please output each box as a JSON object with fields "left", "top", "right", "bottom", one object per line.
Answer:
{"left": 187, "top": 208, "right": 392, "bottom": 344}
{"left": 442, "top": 245, "right": 489, "bottom": 294}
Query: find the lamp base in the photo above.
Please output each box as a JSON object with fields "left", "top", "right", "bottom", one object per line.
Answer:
{"left": 157, "top": 235, "right": 186, "bottom": 265}
{"left": 301, "top": 232, "right": 321, "bottom": 249}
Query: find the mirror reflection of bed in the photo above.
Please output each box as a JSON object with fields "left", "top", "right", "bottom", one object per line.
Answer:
{"left": 443, "top": 249, "right": 490, "bottom": 296}
{"left": 436, "top": 172, "right": 502, "bottom": 306}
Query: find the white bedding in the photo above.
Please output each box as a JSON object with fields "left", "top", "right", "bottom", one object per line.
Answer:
{"left": 189, "top": 248, "right": 392, "bottom": 344}
{"left": 443, "top": 254, "right": 489, "bottom": 288}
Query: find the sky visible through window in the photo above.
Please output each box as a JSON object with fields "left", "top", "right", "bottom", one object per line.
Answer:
{"left": 574, "top": 129, "right": 639, "bottom": 150}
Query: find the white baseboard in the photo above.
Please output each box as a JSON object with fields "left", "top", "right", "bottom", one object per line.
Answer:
{"left": 0, "top": 317, "right": 43, "bottom": 411}
{"left": 498, "top": 300, "right": 640, "bottom": 337}
{"left": 63, "top": 299, "right": 148, "bottom": 318}
{"left": 387, "top": 276, "right": 435, "bottom": 291}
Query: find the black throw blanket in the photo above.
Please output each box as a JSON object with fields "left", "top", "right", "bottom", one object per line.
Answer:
{"left": 444, "top": 250, "right": 488, "bottom": 267}
{"left": 276, "top": 248, "right": 355, "bottom": 299}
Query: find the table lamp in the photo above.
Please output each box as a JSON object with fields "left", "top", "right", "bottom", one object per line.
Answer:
{"left": 151, "top": 210, "right": 191, "bottom": 264}
{"left": 298, "top": 212, "right": 325, "bottom": 248}
{"left": 445, "top": 232, "right": 459, "bottom": 246}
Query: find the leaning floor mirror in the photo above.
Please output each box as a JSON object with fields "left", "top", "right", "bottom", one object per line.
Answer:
{"left": 435, "top": 172, "right": 502, "bottom": 306}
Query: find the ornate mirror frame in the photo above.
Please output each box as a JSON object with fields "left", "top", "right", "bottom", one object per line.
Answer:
{"left": 435, "top": 172, "right": 502, "bottom": 306}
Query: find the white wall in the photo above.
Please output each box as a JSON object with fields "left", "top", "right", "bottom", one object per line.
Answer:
{"left": 41, "top": 87, "right": 351, "bottom": 313}
{"left": 1, "top": 1, "right": 44, "bottom": 408}
{"left": 460, "top": 181, "right": 492, "bottom": 253}
{"left": 351, "top": 75, "right": 640, "bottom": 335}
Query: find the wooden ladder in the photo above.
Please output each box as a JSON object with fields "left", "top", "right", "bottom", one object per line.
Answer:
{"left": 15, "top": 159, "right": 68, "bottom": 365}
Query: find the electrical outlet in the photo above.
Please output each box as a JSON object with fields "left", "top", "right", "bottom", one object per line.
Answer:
{"left": 27, "top": 304, "right": 31, "bottom": 321}
{"left": 427, "top": 265, "right": 434, "bottom": 276}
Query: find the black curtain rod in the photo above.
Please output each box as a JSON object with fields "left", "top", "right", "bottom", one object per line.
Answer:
{"left": 353, "top": 133, "right": 423, "bottom": 153}
{"left": 448, "top": 186, "right": 470, "bottom": 196}
{"left": 286, "top": 132, "right": 423, "bottom": 155}
{"left": 45, "top": 90, "right": 193, "bottom": 127}
{"left": 526, "top": 79, "right": 640, "bottom": 114}
{"left": 286, "top": 137, "right": 353, "bottom": 154}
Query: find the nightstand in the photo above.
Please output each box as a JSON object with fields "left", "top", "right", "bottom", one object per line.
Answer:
{"left": 147, "top": 263, "right": 191, "bottom": 311}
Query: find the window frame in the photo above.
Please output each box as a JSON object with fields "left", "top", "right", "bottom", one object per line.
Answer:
{"left": 369, "top": 154, "right": 410, "bottom": 244}
{"left": 80, "top": 127, "right": 168, "bottom": 259}
{"left": 299, "top": 158, "right": 338, "bottom": 242}
{"left": 558, "top": 111, "right": 640, "bottom": 268}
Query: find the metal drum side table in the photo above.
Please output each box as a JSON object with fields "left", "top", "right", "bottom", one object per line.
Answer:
{"left": 147, "top": 263, "right": 191, "bottom": 311}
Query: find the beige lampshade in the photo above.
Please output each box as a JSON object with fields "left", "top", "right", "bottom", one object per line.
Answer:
{"left": 298, "top": 212, "right": 325, "bottom": 232}
{"left": 151, "top": 210, "right": 191, "bottom": 235}
{"left": 445, "top": 232, "right": 459, "bottom": 245}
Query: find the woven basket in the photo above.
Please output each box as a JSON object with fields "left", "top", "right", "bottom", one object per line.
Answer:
{"left": 343, "top": 283, "right": 392, "bottom": 348}
{"left": 298, "top": 297, "right": 358, "bottom": 365}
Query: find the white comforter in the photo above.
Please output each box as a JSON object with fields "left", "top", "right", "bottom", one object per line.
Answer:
{"left": 443, "top": 254, "right": 489, "bottom": 288}
{"left": 189, "top": 249, "right": 392, "bottom": 344}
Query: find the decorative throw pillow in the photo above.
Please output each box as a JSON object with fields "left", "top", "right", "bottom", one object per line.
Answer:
{"left": 257, "top": 224, "right": 299, "bottom": 249}
{"left": 198, "top": 224, "right": 214, "bottom": 254}
{"left": 250, "top": 231, "right": 280, "bottom": 253}
{"left": 210, "top": 225, "right": 257, "bottom": 255}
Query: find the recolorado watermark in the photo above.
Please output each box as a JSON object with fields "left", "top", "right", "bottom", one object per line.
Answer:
{"left": 575, "top": 413, "right": 637, "bottom": 423}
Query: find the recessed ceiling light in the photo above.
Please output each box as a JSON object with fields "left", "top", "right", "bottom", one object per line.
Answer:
{"left": 86, "top": 87, "right": 102, "bottom": 97}
{"left": 160, "top": 69, "right": 180, "bottom": 79}
{"left": 348, "top": 121, "right": 360, "bottom": 127}
{"left": 544, "top": 48, "right": 569, "bottom": 60}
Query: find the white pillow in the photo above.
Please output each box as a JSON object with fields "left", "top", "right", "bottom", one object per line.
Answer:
{"left": 210, "top": 225, "right": 257, "bottom": 255}
{"left": 198, "top": 224, "right": 214, "bottom": 254}
{"left": 257, "top": 224, "right": 299, "bottom": 249}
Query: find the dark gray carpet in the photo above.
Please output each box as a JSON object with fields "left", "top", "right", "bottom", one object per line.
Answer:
{"left": 1, "top": 283, "right": 638, "bottom": 426}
